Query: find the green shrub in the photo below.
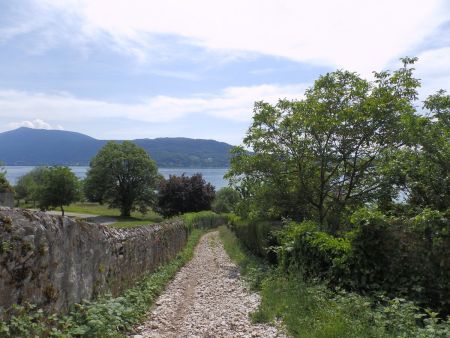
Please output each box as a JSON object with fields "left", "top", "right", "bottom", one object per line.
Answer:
{"left": 349, "top": 207, "right": 450, "bottom": 315}
{"left": 211, "top": 187, "right": 241, "bottom": 213}
{"left": 228, "top": 216, "right": 278, "bottom": 262}
{"left": 181, "top": 211, "right": 228, "bottom": 230}
{"left": 220, "top": 225, "right": 450, "bottom": 338}
{"left": 277, "top": 221, "right": 351, "bottom": 285}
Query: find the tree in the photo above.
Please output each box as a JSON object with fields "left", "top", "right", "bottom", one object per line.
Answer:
{"left": 157, "top": 173, "right": 215, "bottom": 217}
{"left": 227, "top": 58, "right": 420, "bottom": 230}
{"left": 38, "top": 166, "right": 79, "bottom": 216}
{"left": 0, "top": 164, "right": 12, "bottom": 193}
{"left": 388, "top": 90, "right": 450, "bottom": 211}
{"left": 212, "top": 187, "right": 241, "bottom": 213}
{"left": 14, "top": 167, "right": 48, "bottom": 207}
{"left": 84, "top": 141, "right": 159, "bottom": 217}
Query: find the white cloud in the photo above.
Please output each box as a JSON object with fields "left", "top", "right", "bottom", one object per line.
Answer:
{"left": 29, "top": 0, "right": 447, "bottom": 75}
{"left": 415, "top": 47, "right": 450, "bottom": 98}
{"left": 0, "top": 84, "right": 307, "bottom": 128}
{"left": 7, "top": 118, "right": 64, "bottom": 130}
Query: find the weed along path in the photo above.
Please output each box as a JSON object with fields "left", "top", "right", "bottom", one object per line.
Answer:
{"left": 130, "top": 231, "right": 286, "bottom": 338}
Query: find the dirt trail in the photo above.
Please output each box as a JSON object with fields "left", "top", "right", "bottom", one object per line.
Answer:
{"left": 131, "top": 231, "right": 286, "bottom": 338}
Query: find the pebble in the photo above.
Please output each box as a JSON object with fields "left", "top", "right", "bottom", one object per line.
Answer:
{"left": 130, "top": 231, "right": 286, "bottom": 338}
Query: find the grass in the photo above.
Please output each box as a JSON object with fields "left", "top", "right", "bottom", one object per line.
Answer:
{"left": 47, "top": 202, "right": 163, "bottom": 228}
{"left": 218, "top": 225, "right": 450, "bottom": 338}
{"left": 0, "top": 228, "right": 205, "bottom": 337}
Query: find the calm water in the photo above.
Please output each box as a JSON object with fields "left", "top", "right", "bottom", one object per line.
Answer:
{"left": 4, "top": 166, "right": 229, "bottom": 189}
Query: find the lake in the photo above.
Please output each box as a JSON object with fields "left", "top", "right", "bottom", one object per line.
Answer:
{"left": 4, "top": 166, "right": 230, "bottom": 189}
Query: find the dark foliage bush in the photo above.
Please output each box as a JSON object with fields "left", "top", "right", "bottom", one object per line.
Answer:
{"left": 157, "top": 173, "right": 215, "bottom": 217}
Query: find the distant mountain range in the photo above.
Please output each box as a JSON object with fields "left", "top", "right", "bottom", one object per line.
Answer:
{"left": 0, "top": 128, "right": 233, "bottom": 168}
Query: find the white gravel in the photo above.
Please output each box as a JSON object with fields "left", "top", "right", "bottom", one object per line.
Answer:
{"left": 130, "top": 231, "right": 286, "bottom": 338}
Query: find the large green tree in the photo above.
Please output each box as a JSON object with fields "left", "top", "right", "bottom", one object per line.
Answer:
{"left": 388, "top": 89, "right": 450, "bottom": 211}
{"left": 38, "top": 166, "right": 79, "bottom": 216}
{"left": 227, "top": 58, "right": 420, "bottom": 230}
{"left": 84, "top": 141, "right": 159, "bottom": 217}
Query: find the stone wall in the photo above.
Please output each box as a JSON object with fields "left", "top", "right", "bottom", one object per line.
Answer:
{"left": 0, "top": 207, "right": 188, "bottom": 315}
{"left": 0, "top": 193, "right": 14, "bottom": 208}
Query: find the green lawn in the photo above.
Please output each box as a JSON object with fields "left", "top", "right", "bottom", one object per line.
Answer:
{"left": 60, "top": 202, "right": 163, "bottom": 228}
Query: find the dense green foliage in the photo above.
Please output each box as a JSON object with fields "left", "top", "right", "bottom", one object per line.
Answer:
{"left": 226, "top": 58, "right": 449, "bottom": 230}
{"left": 211, "top": 187, "right": 241, "bottom": 213}
{"left": 14, "top": 167, "right": 48, "bottom": 207}
{"left": 225, "top": 57, "right": 450, "bottom": 333}
{"left": 275, "top": 209, "right": 450, "bottom": 314}
{"left": 85, "top": 141, "right": 159, "bottom": 217}
{"left": 181, "top": 210, "right": 228, "bottom": 230}
{"left": 37, "top": 166, "right": 80, "bottom": 216}
{"left": 0, "top": 127, "right": 232, "bottom": 168}
{"left": 157, "top": 173, "right": 215, "bottom": 217}
{"left": 220, "top": 226, "right": 450, "bottom": 337}
{"left": 0, "top": 165, "right": 12, "bottom": 193}
{"left": 13, "top": 166, "right": 79, "bottom": 214}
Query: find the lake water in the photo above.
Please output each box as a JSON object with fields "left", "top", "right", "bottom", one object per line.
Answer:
{"left": 4, "top": 166, "right": 229, "bottom": 189}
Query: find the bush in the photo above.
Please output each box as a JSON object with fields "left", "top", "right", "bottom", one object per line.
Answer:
{"left": 277, "top": 221, "right": 351, "bottom": 285}
{"left": 220, "top": 225, "right": 450, "bottom": 338}
{"left": 231, "top": 206, "right": 450, "bottom": 316}
{"left": 182, "top": 211, "right": 228, "bottom": 230}
{"left": 157, "top": 173, "right": 215, "bottom": 217}
{"left": 228, "top": 215, "right": 279, "bottom": 263}
{"left": 211, "top": 187, "right": 240, "bottom": 213}
{"left": 349, "top": 208, "right": 450, "bottom": 315}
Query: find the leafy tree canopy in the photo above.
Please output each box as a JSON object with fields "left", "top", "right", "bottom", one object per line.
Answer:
{"left": 14, "top": 167, "right": 48, "bottom": 206}
{"left": 0, "top": 164, "right": 12, "bottom": 193}
{"left": 84, "top": 141, "right": 159, "bottom": 217}
{"left": 157, "top": 173, "right": 215, "bottom": 217}
{"left": 38, "top": 166, "right": 79, "bottom": 216}
{"left": 211, "top": 187, "right": 241, "bottom": 214}
{"left": 226, "top": 58, "right": 431, "bottom": 230}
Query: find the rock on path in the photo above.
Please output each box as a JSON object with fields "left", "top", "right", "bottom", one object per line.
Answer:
{"left": 131, "top": 231, "right": 286, "bottom": 338}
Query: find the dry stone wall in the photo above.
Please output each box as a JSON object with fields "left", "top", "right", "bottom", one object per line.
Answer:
{"left": 0, "top": 207, "right": 188, "bottom": 315}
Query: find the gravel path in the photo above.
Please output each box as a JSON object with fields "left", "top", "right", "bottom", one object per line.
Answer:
{"left": 131, "top": 231, "right": 286, "bottom": 338}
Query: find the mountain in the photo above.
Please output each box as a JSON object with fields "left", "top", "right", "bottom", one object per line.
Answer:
{"left": 0, "top": 128, "right": 233, "bottom": 168}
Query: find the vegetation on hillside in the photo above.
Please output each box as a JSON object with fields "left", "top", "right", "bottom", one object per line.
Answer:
{"left": 0, "top": 128, "right": 232, "bottom": 167}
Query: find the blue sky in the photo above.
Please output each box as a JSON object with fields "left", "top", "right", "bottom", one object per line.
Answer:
{"left": 0, "top": 0, "right": 449, "bottom": 144}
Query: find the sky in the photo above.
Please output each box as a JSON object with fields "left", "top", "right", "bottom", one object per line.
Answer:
{"left": 0, "top": 0, "right": 449, "bottom": 145}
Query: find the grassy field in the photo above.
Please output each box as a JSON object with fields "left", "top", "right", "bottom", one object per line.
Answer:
{"left": 24, "top": 202, "right": 164, "bottom": 228}
{"left": 66, "top": 202, "right": 163, "bottom": 228}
